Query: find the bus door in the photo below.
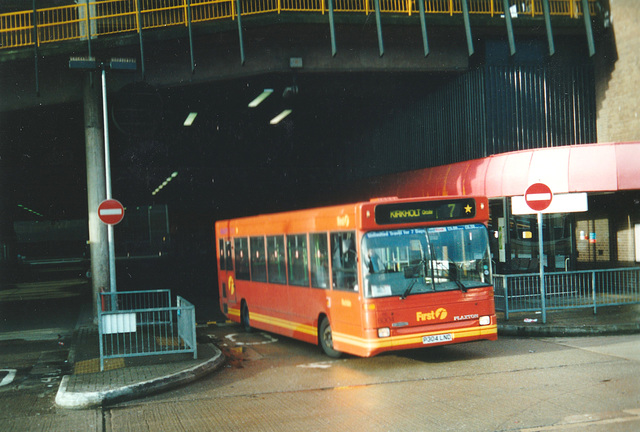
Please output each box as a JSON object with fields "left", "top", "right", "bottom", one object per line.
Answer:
{"left": 328, "top": 231, "right": 362, "bottom": 351}
{"left": 217, "top": 223, "right": 237, "bottom": 316}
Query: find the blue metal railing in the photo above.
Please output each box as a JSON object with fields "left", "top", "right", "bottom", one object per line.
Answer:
{"left": 98, "top": 289, "right": 197, "bottom": 371}
{"left": 494, "top": 267, "right": 640, "bottom": 320}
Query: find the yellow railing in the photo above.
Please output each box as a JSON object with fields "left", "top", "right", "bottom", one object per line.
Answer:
{"left": 0, "top": 0, "right": 597, "bottom": 51}
{"left": 1, "top": 10, "right": 34, "bottom": 49}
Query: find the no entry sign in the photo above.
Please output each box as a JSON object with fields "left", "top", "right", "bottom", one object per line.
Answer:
{"left": 98, "top": 199, "right": 125, "bottom": 225}
{"left": 524, "top": 183, "right": 553, "bottom": 212}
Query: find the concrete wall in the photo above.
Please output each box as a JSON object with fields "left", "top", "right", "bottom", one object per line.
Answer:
{"left": 595, "top": 0, "right": 640, "bottom": 143}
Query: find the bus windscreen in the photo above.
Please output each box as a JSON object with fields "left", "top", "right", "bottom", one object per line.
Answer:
{"left": 361, "top": 223, "right": 492, "bottom": 298}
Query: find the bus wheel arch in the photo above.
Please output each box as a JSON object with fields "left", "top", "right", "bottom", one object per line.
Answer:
{"left": 318, "top": 315, "right": 341, "bottom": 358}
{"left": 240, "top": 300, "right": 252, "bottom": 333}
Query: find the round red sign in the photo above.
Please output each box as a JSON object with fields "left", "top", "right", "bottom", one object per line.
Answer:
{"left": 98, "top": 199, "right": 125, "bottom": 225}
{"left": 525, "top": 183, "right": 553, "bottom": 212}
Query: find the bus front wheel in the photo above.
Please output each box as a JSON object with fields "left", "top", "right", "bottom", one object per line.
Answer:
{"left": 241, "top": 302, "right": 251, "bottom": 333}
{"left": 319, "top": 317, "right": 341, "bottom": 358}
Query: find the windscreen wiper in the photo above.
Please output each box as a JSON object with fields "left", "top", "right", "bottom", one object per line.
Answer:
{"left": 401, "top": 278, "right": 417, "bottom": 300}
{"left": 454, "top": 279, "right": 466, "bottom": 292}
{"left": 449, "top": 263, "right": 467, "bottom": 292}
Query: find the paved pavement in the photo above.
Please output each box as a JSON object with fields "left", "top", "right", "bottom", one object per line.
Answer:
{"left": 54, "top": 308, "right": 226, "bottom": 409}
{"left": 498, "top": 304, "right": 640, "bottom": 336}
{"left": 52, "top": 303, "right": 640, "bottom": 410}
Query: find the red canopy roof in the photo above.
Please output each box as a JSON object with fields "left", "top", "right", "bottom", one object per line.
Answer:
{"left": 370, "top": 142, "right": 640, "bottom": 199}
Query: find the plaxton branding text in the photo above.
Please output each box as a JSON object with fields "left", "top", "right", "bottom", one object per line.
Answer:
{"left": 454, "top": 314, "right": 479, "bottom": 321}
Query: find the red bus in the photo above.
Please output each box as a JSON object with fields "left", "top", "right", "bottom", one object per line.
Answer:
{"left": 215, "top": 196, "right": 497, "bottom": 358}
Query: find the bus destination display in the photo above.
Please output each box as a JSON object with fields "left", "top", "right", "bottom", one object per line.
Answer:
{"left": 375, "top": 198, "right": 476, "bottom": 225}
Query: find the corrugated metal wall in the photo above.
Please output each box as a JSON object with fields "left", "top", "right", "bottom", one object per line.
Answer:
{"left": 486, "top": 65, "right": 596, "bottom": 154}
{"left": 354, "top": 63, "right": 596, "bottom": 179}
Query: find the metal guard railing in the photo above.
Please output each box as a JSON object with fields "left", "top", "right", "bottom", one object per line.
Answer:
{"left": 98, "top": 289, "right": 197, "bottom": 372}
{"left": 494, "top": 267, "right": 640, "bottom": 320}
{"left": 1, "top": 0, "right": 597, "bottom": 51}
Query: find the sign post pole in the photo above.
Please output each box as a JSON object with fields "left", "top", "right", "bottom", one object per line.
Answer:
{"left": 99, "top": 68, "right": 120, "bottom": 310}
{"left": 100, "top": 69, "right": 117, "bottom": 304}
{"left": 524, "top": 182, "right": 553, "bottom": 324}
{"left": 537, "top": 211, "right": 546, "bottom": 324}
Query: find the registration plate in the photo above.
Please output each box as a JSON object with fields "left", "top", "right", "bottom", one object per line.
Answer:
{"left": 422, "top": 333, "right": 453, "bottom": 345}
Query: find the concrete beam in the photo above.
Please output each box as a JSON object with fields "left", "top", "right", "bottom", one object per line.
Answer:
{"left": 0, "top": 24, "right": 468, "bottom": 112}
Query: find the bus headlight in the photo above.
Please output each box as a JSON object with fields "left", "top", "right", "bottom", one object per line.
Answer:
{"left": 479, "top": 316, "right": 491, "bottom": 326}
{"left": 378, "top": 327, "right": 390, "bottom": 338}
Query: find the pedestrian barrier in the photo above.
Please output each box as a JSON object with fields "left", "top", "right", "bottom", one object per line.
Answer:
{"left": 494, "top": 267, "right": 640, "bottom": 320}
{"left": 98, "top": 289, "right": 197, "bottom": 371}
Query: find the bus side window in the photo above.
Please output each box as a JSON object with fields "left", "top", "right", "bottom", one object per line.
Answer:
{"left": 234, "top": 237, "right": 250, "bottom": 280}
{"left": 331, "top": 231, "right": 357, "bottom": 291}
{"left": 219, "top": 239, "right": 225, "bottom": 271}
{"left": 250, "top": 236, "right": 267, "bottom": 282}
{"left": 310, "top": 233, "right": 329, "bottom": 289}
{"left": 225, "top": 241, "right": 233, "bottom": 271}
{"left": 267, "top": 236, "right": 286, "bottom": 284}
{"left": 287, "top": 234, "right": 309, "bottom": 287}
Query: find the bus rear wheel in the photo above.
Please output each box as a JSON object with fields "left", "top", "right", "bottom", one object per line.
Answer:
{"left": 241, "top": 302, "right": 251, "bottom": 333}
{"left": 319, "top": 317, "right": 341, "bottom": 358}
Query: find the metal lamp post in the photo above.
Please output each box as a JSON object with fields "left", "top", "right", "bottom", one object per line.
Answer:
{"left": 69, "top": 57, "right": 136, "bottom": 305}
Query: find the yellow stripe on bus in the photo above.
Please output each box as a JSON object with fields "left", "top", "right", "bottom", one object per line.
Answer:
{"left": 333, "top": 325, "right": 498, "bottom": 350}
{"left": 251, "top": 312, "right": 318, "bottom": 337}
{"left": 228, "top": 308, "right": 317, "bottom": 337}
{"left": 227, "top": 306, "right": 496, "bottom": 351}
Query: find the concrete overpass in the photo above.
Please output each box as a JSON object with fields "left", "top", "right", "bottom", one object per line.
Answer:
{"left": 1, "top": 0, "right": 603, "bottom": 110}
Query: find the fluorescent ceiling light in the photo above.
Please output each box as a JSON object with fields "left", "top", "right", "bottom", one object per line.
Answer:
{"left": 270, "top": 109, "right": 292, "bottom": 125}
{"left": 248, "top": 89, "right": 273, "bottom": 108}
{"left": 17, "top": 204, "right": 43, "bottom": 217}
{"left": 183, "top": 112, "right": 198, "bottom": 126}
{"left": 151, "top": 171, "right": 178, "bottom": 196}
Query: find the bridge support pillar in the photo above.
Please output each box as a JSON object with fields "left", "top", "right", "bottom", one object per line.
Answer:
{"left": 83, "top": 74, "right": 109, "bottom": 323}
